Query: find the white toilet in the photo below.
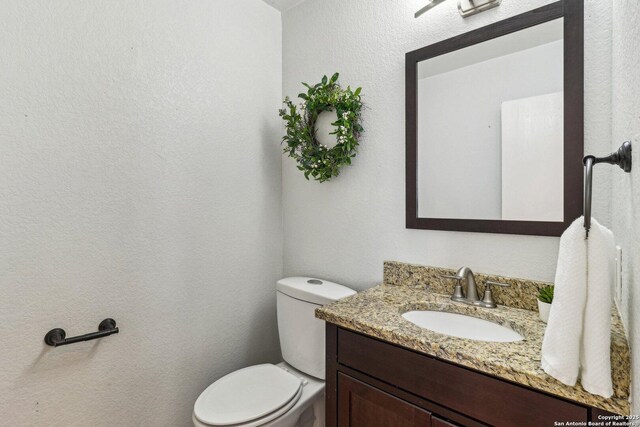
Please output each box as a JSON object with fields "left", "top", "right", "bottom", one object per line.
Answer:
{"left": 193, "top": 277, "right": 356, "bottom": 427}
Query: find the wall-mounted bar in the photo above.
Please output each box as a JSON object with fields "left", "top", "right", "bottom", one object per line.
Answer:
{"left": 44, "top": 318, "right": 119, "bottom": 347}
{"left": 583, "top": 141, "right": 632, "bottom": 237}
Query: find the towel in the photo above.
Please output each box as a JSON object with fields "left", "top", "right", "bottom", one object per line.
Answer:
{"left": 541, "top": 216, "right": 615, "bottom": 398}
{"left": 542, "top": 217, "right": 586, "bottom": 386}
{"left": 581, "top": 218, "right": 615, "bottom": 397}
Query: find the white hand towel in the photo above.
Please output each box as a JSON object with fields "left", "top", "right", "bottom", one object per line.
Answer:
{"left": 542, "top": 217, "right": 587, "bottom": 386}
{"left": 541, "top": 216, "right": 615, "bottom": 398}
{"left": 580, "top": 218, "right": 615, "bottom": 398}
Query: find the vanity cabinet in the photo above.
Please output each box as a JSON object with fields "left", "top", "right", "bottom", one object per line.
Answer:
{"left": 326, "top": 324, "right": 615, "bottom": 427}
{"left": 338, "top": 373, "right": 432, "bottom": 426}
{"left": 338, "top": 373, "right": 459, "bottom": 427}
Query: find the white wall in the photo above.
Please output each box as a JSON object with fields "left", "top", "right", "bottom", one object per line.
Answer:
{"left": 610, "top": 1, "right": 640, "bottom": 415}
{"left": 282, "top": 0, "right": 612, "bottom": 288}
{"left": 0, "top": 1, "right": 283, "bottom": 425}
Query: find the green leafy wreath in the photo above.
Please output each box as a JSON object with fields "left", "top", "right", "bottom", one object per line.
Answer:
{"left": 279, "top": 73, "right": 363, "bottom": 182}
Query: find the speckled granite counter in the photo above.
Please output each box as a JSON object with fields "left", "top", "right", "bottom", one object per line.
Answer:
{"left": 315, "top": 263, "right": 630, "bottom": 415}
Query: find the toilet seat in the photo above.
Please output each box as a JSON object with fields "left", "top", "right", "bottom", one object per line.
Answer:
{"left": 194, "top": 364, "right": 303, "bottom": 426}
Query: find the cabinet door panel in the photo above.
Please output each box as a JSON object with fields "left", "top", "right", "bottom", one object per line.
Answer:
{"left": 338, "top": 373, "right": 431, "bottom": 427}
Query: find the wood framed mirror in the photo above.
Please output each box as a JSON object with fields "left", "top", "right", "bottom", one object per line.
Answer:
{"left": 406, "top": 1, "right": 583, "bottom": 236}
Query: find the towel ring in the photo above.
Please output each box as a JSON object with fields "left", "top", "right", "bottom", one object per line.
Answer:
{"left": 583, "top": 141, "right": 632, "bottom": 237}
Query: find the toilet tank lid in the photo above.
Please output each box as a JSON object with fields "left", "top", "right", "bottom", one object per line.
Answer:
{"left": 277, "top": 277, "right": 356, "bottom": 306}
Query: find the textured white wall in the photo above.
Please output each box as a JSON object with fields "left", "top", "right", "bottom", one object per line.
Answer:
{"left": 0, "top": 1, "right": 282, "bottom": 425}
{"left": 610, "top": 1, "right": 640, "bottom": 415}
{"left": 282, "top": 0, "right": 612, "bottom": 288}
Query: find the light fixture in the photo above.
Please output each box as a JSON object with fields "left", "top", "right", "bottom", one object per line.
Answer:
{"left": 414, "top": 0, "right": 447, "bottom": 18}
{"left": 415, "top": 0, "right": 501, "bottom": 18}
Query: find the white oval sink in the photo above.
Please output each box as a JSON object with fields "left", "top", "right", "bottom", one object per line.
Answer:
{"left": 402, "top": 310, "right": 524, "bottom": 343}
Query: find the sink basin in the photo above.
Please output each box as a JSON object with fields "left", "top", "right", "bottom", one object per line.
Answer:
{"left": 402, "top": 310, "right": 524, "bottom": 342}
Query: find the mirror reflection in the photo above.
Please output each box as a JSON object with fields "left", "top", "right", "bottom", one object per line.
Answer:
{"left": 417, "top": 18, "right": 564, "bottom": 221}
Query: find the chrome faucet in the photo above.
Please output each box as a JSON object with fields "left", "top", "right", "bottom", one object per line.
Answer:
{"left": 441, "top": 267, "right": 481, "bottom": 305}
{"left": 440, "top": 267, "right": 509, "bottom": 308}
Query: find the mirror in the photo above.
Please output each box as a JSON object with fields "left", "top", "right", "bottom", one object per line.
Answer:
{"left": 406, "top": 1, "right": 583, "bottom": 236}
{"left": 418, "top": 19, "right": 563, "bottom": 221}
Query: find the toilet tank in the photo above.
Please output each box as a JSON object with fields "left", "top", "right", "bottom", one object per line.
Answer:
{"left": 276, "top": 277, "right": 356, "bottom": 380}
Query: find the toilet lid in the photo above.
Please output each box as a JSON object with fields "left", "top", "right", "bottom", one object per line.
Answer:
{"left": 194, "top": 364, "right": 303, "bottom": 426}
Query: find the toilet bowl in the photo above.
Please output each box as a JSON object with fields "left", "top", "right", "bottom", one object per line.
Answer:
{"left": 193, "top": 277, "right": 355, "bottom": 427}
{"left": 193, "top": 362, "right": 325, "bottom": 427}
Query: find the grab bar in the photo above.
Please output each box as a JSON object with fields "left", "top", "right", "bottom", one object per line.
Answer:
{"left": 583, "top": 141, "right": 632, "bottom": 237}
{"left": 44, "top": 318, "right": 119, "bottom": 347}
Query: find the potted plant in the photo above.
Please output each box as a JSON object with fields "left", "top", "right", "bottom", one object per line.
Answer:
{"left": 537, "top": 285, "right": 554, "bottom": 323}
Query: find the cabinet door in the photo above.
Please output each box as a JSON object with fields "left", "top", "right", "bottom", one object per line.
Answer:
{"left": 338, "top": 373, "right": 431, "bottom": 427}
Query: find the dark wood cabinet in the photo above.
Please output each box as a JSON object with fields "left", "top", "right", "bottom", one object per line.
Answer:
{"left": 338, "top": 373, "right": 432, "bottom": 427}
{"left": 326, "top": 324, "right": 616, "bottom": 427}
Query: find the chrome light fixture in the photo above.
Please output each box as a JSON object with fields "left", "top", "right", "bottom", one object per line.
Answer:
{"left": 458, "top": 0, "right": 501, "bottom": 17}
{"left": 414, "top": 0, "right": 447, "bottom": 18}
{"left": 415, "top": 0, "right": 501, "bottom": 18}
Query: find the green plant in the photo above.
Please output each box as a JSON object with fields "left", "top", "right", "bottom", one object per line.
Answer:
{"left": 279, "top": 73, "right": 364, "bottom": 182}
{"left": 538, "top": 285, "right": 554, "bottom": 304}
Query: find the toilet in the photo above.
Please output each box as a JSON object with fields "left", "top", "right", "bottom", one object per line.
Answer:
{"left": 193, "top": 277, "right": 356, "bottom": 427}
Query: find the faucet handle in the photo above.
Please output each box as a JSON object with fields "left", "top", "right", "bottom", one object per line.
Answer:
{"left": 480, "top": 281, "right": 510, "bottom": 308}
{"left": 439, "top": 274, "right": 465, "bottom": 301}
{"left": 486, "top": 280, "right": 510, "bottom": 288}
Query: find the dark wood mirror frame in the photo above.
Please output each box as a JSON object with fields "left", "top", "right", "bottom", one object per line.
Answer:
{"left": 406, "top": 1, "right": 583, "bottom": 236}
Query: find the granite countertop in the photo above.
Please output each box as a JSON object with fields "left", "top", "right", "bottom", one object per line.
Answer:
{"left": 316, "top": 282, "right": 630, "bottom": 415}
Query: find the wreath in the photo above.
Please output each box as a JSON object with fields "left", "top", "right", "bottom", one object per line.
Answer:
{"left": 279, "top": 73, "right": 363, "bottom": 182}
